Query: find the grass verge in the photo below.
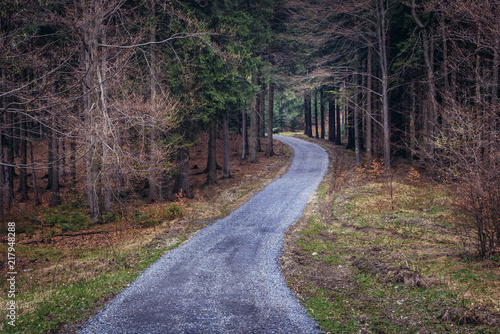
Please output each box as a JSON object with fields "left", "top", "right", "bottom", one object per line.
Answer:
{"left": 0, "top": 140, "right": 291, "bottom": 333}
{"left": 281, "top": 136, "right": 500, "bottom": 334}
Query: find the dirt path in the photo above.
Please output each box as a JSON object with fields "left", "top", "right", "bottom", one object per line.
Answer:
{"left": 80, "top": 135, "right": 328, "bottom": 334}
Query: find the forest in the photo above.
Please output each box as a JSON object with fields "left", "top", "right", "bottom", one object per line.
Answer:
{"left": 1, "top": 0, "right": 499, "bottom": 332}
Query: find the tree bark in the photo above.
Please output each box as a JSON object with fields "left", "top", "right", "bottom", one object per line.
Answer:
{"left": 354, "top": 86, "right": 361, "bottom": 166}
{"left": 30, "top": 141, "right": 40, "bottom": 206}
{"left": 175, "top": 147, "right": 191, "bottom": 198}
{"left": 223, "top": 111, "right": 231, "bottom": 178}
{"left": 346, "top": 103, "right": 355, "bottom": 150}
{"left": 320, "top": 87, "right": 325, "bottom": 139}
{"left": 206, "top": 121, "right": 218, "bottom": 185}
{"left": 314, "top": 90, "right": 319, "bottom": 138}
{"left": 259, "top": 80, "right": 266, "bottom": 141}
{"left": 241, "top": 107, "right": 248, "bottom": 159}
{"left": 365, "top": 46, "right": 373, "bottom": 163}
{"left": 335, "top": 102, "right": 341, "bottom": 145}
{"left": 0, "top": 139, "right": 4, "bottom": 216}
{"left": 377, "top": 0, "right": 391, "bottom": 170}
{"left": 19, "top": 117, "right": 29, "bottom": 202}
{"left": 266, "top": 82, "right": 275, "bottom": 157}
{"left": 50, "top": 117, "right": 61, "bottom": 207}
{"left": 249, "top": 73, "right": 259, "bottom": 163}
{"left": 304, "top": 90, "right": 313, "bottom": 137}
{"left": 328, "top": 96, "right": 335, "bottom": 142}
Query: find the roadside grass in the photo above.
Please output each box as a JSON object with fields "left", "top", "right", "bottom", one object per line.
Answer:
{"left": 282, "top": 139, "right": 500, "bottom": 334}
{"left": 0, "top": 140, "right": 291, "bottom": 333}
{"left": 0, "top": 242, "right": 181, "bottom": 333}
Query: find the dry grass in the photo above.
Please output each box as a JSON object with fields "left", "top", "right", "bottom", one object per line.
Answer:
{"left": 281, "top": 135, "right": 500, "bottom": 333}
{"left": 0, "top": 133, "right": 292, "bottom": 333}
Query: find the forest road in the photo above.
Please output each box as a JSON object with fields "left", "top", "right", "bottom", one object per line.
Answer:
{"left": 80, "top": 135, "right": 328, "bottom": 334}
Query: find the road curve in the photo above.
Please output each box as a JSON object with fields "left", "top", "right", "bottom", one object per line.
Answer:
{"left": 80, "top": 135, "right": 328, "bottom": 334}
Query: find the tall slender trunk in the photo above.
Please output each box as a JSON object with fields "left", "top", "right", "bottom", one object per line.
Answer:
{"left": 5, "top": 112, "right": 14, "bottom": 208}
{"left": 241, "top": 107, "right": 248, "bottom": 159}
{"left": 378, "top": 0, "right": 391, "bottom": 170}
{"left": 259, "top": 81, "right": 266, "bottom": 141}
{"left": 29, "top": 142, "right": 40, "bottom": 205}
{"left": 148, "top": 0, "right": 159, "bottom": 202}
{"left": 83, "top": 9, "right": 103, "bottom": 225}
{"left": 304, "top": 90, "right": 312, "bottom": 137}
{"left": 354, "top": 84, "right": 361, "bottom": 166}
{"left": 328, "top": 96, "right": 335, "bottom": 142}
{"left": 346, "top": 103, "right": 355, "bottom": 150}
{"left": 256, "top": 76, "right": 262, "bottom": 152}
{"left": 206, "top": 121, "right": 218, "bottom": 185}
{"left": 412, "top": 0, "right": 436, "bottom": 161}
{"left": 365, "top": 46, "right": 373, "bottom": 163}
{"left": 314, "top": 90, "right": 319, "bottom": 138}
{"left": 50, "top": 113, "right": 61, "bottom": 206}
{"left": 175, "top": 147, "right": 191, "bottom": 198}
{"left": 493, "top": 38, "right": 499, "bottom": 107}
{"left": 410, "top": 79, "right": 417, "bottom": 159}
{"left": 266, "top": 83, "right": 275, "bottom": 157}
{"left": 336, "top": 102, "right": 341, "bottom": 145}
{"left": 47, "top": 125, "right": 53, "bottom": 190}
{"left": 249, "top": 73, "right": 259, "bottom": 163}
{"left": 19, "top": 117, "right": 29, "bottom": 202}
{"left": 223, "top": 111, "right": 231, "bottom": 178}
{"left": 70, "top": 139, "right": 77, "bottom": 191}
{"left": 320, "top": 87, "right": 325, "bottom": 139}
{"left": 0, "top": 139, "right": 4, "bottom": 215}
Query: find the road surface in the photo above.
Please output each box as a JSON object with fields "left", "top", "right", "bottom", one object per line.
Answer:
{"left": 80, "top": 135, "right": 328, "bottom": 333}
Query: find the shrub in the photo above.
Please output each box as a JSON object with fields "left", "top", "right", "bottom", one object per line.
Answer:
{"left": 433, "top": 103, "right": 499, "bottom": 257}
{"left": 163, "top": 203, "right": 183, "bottom": 220}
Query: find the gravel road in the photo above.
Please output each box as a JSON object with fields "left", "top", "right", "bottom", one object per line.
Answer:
{"left": 80, "top": 135, "right": 328, "bottom": 334}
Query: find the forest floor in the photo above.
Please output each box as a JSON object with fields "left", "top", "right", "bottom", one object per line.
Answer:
{"left": 280, "top": 134, "right": 500, "bottom": 334}
{"left": 0, "top": 132, "right": 292, "bottom": 333}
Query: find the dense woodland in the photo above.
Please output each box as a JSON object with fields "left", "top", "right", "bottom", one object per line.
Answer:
{"left": 1, "top": 0, "right": 498, "bottom": 257}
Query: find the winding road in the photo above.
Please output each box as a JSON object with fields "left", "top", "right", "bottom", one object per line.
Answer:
{"left": 80, "top": 135, "right": 328, "bottom": 334}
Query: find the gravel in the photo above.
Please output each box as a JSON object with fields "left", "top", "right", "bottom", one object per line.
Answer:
{"left": 80, "top": 135, "right": 328, "bottom": 334}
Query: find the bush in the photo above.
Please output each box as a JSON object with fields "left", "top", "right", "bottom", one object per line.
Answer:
{"left": 434, "top": 103, "right": 499, "bottom": 257}
{"left": 163, "top": 203, "right": 183, "bottom": 220}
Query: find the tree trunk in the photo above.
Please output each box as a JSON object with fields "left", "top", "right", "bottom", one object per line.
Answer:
{"left": 314, "top": 90, "right": 319, "bottom": 138}
{"left": 30, "top": 141, "right": 40, "bottom": 205}
{"left": 365, "top": 46, "right": 373, "bottom": 163}
{"left": 265, "top": 82, "right": 275, "bottom": 157}
{"left": 70, "top": 139, "right": 77, "bottom": 191}
{"left": 249, "top": 73, "right": 259, "bottom": 163}
{"left": 304, "top": 90, "right": 313, "bottom": 137}
{"left": 378, "top": 0, "right": 391, "bottom": 170}
{"left": 175, "top": 147, "right": 191, "bottom": 198}
{"left": 354, "top": 87, "right": 361, "bottom": 166}
{"left": 19, "top": 117, "right": 29, "bottom": 202}
{"left": 410, "top": 79, "right": 417, "bottom": 160}
{"left": 5, "top": 112, "right": 15, "bottom": 209}
{"left": 320, "top": 87, "right": 325, "bottom": 139}
{"left": 50, "top": 121, "right": 61, "bottom": 206}
{"left": 241, "top": 107, "right": 248, "bottom": 159}
{"left": 328, "top": 96, "right": 335, "bottom": 142}
{"left": 206, "top": 121, "right": 218, "bottom": 185}
{"left": 346, "top": 103, "right": 355, "bottom": 150}
{"left": 259, "top": 81, "right": 266, "bottom": 140}
{"left": 47, "top": 125, "right": 53, "bottom": 190}
{"left": 223, "top": 112, "right": 231, "bottom": 178}
{"left": 60, "top": 138, "right": 66, "bottom": 178}
{"left": 0, "top": 139, "right": 4, "bottom": 216}
{"left": 336, "top": 102, "right": 341, "bottom": 145}
{"left": 148, "top": 0, "right": 160, "bottom": 203}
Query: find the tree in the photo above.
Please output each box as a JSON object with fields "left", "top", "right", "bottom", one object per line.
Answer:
{"left": 265, "top": 82, "right": 275, "bottom": 157}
